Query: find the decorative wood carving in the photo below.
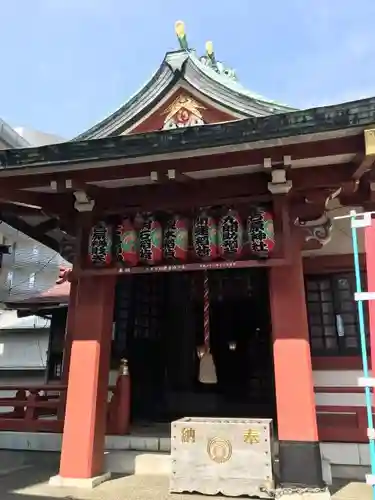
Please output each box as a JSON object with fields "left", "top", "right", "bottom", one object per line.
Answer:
{"left": 161, "top": 94, "right": 205, "bottom": 130}
{"left": 295, "top": 213, "right": 333, "bottom": 250}
{"left": 292, "top": 189, "right": 337, "bottom": 250}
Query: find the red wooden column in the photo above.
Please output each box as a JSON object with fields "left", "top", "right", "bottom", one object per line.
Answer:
{"left": 61, "top": 280, "right": 78, "bottom": 383}
{"left": 51, "top": 274, "right": 116, "bottom": 487}
{"left": 269, "top": 233, "right": 324, "bottom": 488}
{"left": 365, "top": 218, "right": 375, "bottom": 377}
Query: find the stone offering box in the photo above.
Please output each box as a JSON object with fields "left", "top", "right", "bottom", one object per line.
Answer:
{"left": 170, "top": 417, "right": 274, "bottom": 498}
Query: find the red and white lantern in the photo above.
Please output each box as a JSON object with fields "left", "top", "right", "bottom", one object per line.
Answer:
{"left": 193, "top": 210, "right": 218, "bottom": 261}
{"left": 247, "top": 207, "right": 275, "bottom": 258}
{"left": 163, "top": 215, "right": 188, "bottom": 262}
{"left": 218, "top": 209, "right": 244, "bottom": 260}
{"left": 116, "top": 217, "right": 138, "bottom": 267}
{"left": 88, "top": 221, "right": 112, "bottom": 266}
{"left": 139, "top": 215, "right": 163, "bottom": 265}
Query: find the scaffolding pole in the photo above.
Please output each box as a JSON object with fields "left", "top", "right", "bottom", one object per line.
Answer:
{"left": 336, "top": 210, "right": 375, "bottom": 497}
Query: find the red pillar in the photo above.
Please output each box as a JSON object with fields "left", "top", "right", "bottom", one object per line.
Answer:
{"left": 269, "top": 234, "right": 323, "bottom": 488}
{"left": 365, "top": 219, "right": 375, "bottom": 375}
{"left": 61, "top": 280, "right": 78, "bottom": 383}
{"left": 56, "top": 275, "right": 116, "bottom": 482}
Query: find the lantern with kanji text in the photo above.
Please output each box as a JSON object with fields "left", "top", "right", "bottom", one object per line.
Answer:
{"left": 193, "top": 210, "right": 218, "bottom": 261}
{"left": 88, "top": 221, "right": 112, "bottom": 266}
{"left": 247, "top": 207, "right": 275, "bottom": 258}
{"left": 139, "top": 215, "right": 163, "bottom": 265}
{"left": 163, "top": 215, "right": 188, "bottom": 262}
{"left": 116, "top": 217, "right": 138, "bottom": 267}
{"left": 218, "top": 209, "right": 244, "bottom": 260}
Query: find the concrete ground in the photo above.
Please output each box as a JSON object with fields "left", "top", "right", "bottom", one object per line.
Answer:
{"left": 0, "top": 451, "right": 372, "bottom": 500}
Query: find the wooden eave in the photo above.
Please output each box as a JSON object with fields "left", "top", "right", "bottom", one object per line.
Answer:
{"left": 0, "top": 97, "right": 373, "bottom": 173}
{"left": 0, "top": 97, "right": 373, "bottom": 256}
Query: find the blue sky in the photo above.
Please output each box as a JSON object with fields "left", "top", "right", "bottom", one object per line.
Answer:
{"left": 2, "top": 0, "right": 375, "bottom": 138}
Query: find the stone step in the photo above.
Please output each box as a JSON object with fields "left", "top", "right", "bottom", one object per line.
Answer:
{"left": 105, "top": 450, "right": 171, "bottom": 475}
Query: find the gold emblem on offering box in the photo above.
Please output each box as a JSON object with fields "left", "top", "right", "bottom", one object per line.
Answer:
{"left": 181, "top": 427, "right": 195, "bottom": 443}
{"left": 207, "top": 437, "right": 232, "bottom": 463}
{"left": 244, "top": 428, "right": 260, "bottom": 444}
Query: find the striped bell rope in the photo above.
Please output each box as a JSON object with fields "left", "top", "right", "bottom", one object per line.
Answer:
{"left": 203, "top": 270, "right": 210, "bottom": 352}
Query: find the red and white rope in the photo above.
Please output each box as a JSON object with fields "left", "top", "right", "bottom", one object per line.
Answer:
{"left": 203, "top": 271, "right": 210, "bottom": 351}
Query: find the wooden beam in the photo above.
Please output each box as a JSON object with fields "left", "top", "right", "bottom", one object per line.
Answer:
{"left": 0, "top": 163, "right": 359, "bottom": 220}
{"left": 0, "top": 202, "right": 43, "bottom": 216}
{"left": 91, "top": 163, "right": 356, "bottom": 213}
{"left": 0, "top": 186, "right": 66, "bottom": 216}
{"left": 95, "top": 174, "right": 268, "bottom": 212}
{"left": 50, "top": 178, "right": 103, "bottom": 201}
{"left": 0, "top": 134, "right": 364, "bottom": 190}
{"left": 290, "top": 163, "right": 356, "bottom": 190}
{"left": 0, "top": 213, "right": 60, "bottom": 251}
{"left": 73, "top": 258, "right": 288, "bottom": 279}
{"left": 0, "top": 188, "right": 44, "bottom": 208}
{"left": 34, "top": 218, "right": 60, "bottom": 234}
{"left": 166, "top": 169, "right": 188, "bottom": 182}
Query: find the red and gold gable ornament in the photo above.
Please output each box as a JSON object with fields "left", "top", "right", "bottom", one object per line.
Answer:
{"left": 218, "top": 209, "right": 244, "bottom": 260}
{"left": 138, "top": 215, "right": 163, "bottom": 265}
{"left": 116, "top": 217, "right": 138, "bottom": 267}
{"left": 163, "top": 214, "right": 188, "bottom": 262}
{"left": 88, "top": 221, "right": 112, "bottom": 266}
{"left": 161, "top": 94, "right": 205, "bottom": 130}
{"left": 193, "top": 210, "right": 218, "bottom": 261}
{"left": 247, "top": 207, "right": 275, "bottom": 258}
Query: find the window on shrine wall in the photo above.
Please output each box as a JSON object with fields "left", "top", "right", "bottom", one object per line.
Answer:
{"left": 305, "top": 273, "right": 369, "bottom": 355}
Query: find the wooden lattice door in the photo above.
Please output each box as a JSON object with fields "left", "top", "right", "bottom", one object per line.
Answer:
{"left": 128, "top": 274, "right": 166, "bottom": 421}
{"left": 207, "top": 268, "right": 275, "bottom": 417}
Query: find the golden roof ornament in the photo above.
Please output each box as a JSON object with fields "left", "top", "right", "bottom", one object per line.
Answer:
{"left": 205, "top": 41, "right": 214, "bottom": 56}
{"left": 173, "top": 21, "right": 237, "bottom": 81}
{"left": 175, "top": 20, "right": 189, "bottom": 50}
{"left": 205, "top": 40, "right": 218, "bottom": 71}
{"left": 200, "top": 39, "right": 237, "bottom": 81}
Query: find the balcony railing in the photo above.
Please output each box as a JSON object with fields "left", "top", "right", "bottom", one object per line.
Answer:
{"left": 0, "top": 376, "right": 129, "bottom": 434}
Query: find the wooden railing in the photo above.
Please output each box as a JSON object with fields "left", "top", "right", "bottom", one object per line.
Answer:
{"left": 0, "top": 380, "right": 128, "bottom": 434}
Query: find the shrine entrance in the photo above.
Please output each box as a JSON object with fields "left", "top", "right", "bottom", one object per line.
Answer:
{"left": 114, "top": 268, "right": 275, "bottom": 424}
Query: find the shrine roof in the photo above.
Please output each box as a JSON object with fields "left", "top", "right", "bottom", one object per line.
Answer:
{"left": 74, "top": 50, "right": 296, "bottom": 141}
{"left": 0, "top": 97, "right": 374, "bottom": 172}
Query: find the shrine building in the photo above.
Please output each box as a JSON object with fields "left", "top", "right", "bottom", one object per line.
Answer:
{"left": 1, "top": 21, "right": 375, "bottom": 491}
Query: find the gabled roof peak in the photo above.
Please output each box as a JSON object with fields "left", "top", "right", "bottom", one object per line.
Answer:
{"left": 73, "top": 23, "right": 296, "bottom": 141}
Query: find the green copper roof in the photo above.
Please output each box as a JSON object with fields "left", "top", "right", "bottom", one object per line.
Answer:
{"left": 74, "top": 30, "right": 296, "bottom": 141}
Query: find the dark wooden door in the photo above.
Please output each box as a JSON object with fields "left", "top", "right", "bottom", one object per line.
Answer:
{"left": 115, "top": 274, "right": 167, "bottom": 422}
{"left": 115, "top": 268, "right": 275, "bottom": 423}
{"left": 208, "top": 269, "right": 275, "bottom": 418}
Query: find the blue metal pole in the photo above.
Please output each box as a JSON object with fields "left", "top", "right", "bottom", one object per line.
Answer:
{"left": 351, "top": 213, "right": 375, "bottom": 498}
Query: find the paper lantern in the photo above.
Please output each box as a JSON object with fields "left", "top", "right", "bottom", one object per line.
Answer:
{"left": 116, "top": 217, "right": 138, "bottom": 267}
{"left": 247, "top": 207, "right": 275, "bottom": 257}
{"left": 164, "top": 215, "right": 189, "bottom": 262}
{"left": 193, "top": 211, "right": 218, "bottom": 261}
{"left": 88, "top": 221, "right": 112, "bottom": 266}
{"left": 139, "top": 215, "right": 163, "bottom": 265}
{"left": 218, "top": 209, "right": 244, "bottom": 260}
